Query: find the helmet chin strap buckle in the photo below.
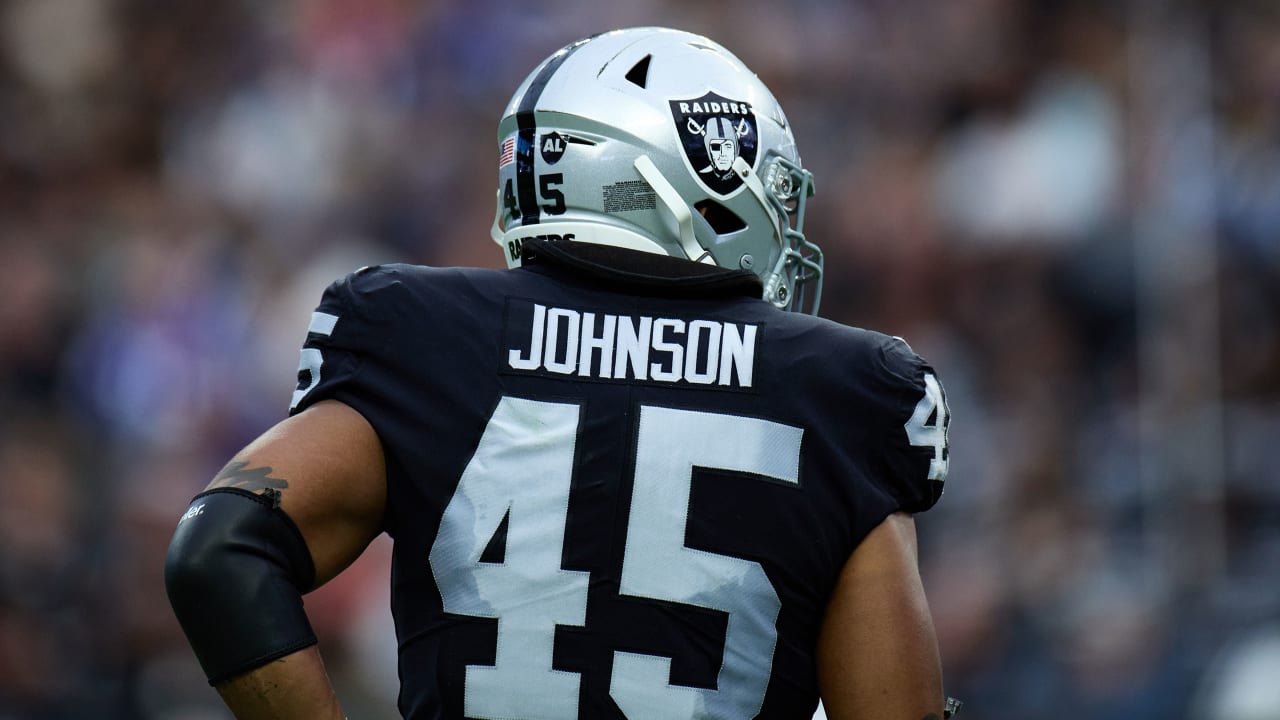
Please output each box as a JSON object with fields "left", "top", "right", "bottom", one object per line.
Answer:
{"left": 634, "top": 155, "right": 712, "bottom": 264}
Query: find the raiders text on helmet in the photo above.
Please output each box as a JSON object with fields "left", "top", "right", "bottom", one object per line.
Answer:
{"left": 491, "top": 27, "right": 823, "bottom": 313}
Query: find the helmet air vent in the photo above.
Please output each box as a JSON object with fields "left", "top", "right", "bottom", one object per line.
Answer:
{"left": 695, "top": 199, "right": 746, "bottom": 234}
{"left": 625, "top": 55, "right": 652, "bottom": 88}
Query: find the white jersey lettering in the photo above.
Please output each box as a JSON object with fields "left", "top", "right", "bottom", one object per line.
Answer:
{"left": 507, "top": 305, "right": 758, "bottom": 388}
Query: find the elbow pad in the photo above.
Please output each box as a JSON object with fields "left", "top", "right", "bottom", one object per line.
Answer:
{"left": 164, "top": 487, "right": 318, "bottom": 685}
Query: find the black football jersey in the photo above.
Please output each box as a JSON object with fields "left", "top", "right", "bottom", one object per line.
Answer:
{"left": 289, "top": 239, "right": 950, "bottom": 720}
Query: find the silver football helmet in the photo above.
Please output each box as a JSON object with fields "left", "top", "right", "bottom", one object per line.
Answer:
{"left": 491, "top": 27, "right": 822, "bottom": 313}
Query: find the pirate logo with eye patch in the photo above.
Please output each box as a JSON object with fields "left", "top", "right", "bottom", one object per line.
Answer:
{"left": 670, "top": 91, "right": 758, "bottom": 196}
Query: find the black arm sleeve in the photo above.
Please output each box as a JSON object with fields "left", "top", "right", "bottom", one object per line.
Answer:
{"left": 164, "top": 488, "right": 318, "bottom": 685}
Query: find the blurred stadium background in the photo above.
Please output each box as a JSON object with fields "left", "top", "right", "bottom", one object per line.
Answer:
{"left": 1, "top": 0, "right": 1277, "bottom": 718}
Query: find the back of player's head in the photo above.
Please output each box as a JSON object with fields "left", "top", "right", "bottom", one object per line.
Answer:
{"left": 491, "top": 27, "right": 823, "bottom": 314}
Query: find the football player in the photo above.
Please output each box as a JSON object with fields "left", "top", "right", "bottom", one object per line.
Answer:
{"left": 166, "top": 27, "right": 958, "bottom": 720}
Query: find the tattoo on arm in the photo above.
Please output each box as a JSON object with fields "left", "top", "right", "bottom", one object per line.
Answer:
{"left": 208, "top": 461, "right": 289, "bottom": 494}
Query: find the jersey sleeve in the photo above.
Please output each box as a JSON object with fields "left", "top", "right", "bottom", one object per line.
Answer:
{"left": 868, "top": 335, "right": 951, "bottom": 514}
{"left": 286, "top": 265, "right": 407, "bottom": 417}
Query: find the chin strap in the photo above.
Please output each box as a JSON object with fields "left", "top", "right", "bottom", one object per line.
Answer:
{"left": 633, "top": 154, "right": 712, "bottom": 264}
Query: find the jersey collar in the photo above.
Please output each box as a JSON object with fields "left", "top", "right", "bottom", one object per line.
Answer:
{"left": 519, "top": 239, "right": 764, "bottom": 301}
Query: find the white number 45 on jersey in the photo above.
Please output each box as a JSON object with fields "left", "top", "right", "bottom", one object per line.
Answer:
{"left": 430, "top": 396, "right": 802, "bottom": 720}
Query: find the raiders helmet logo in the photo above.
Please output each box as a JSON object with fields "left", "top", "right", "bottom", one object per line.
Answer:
{"left": 669, "top": 91, "right": 758, "bottom": 196}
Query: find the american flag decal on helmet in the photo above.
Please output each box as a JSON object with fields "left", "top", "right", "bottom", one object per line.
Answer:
{"left": 498, "top": 137, "right": 516, "bottom": 168}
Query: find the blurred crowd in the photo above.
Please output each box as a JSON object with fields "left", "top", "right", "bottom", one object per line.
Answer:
{"left": 1, "top": 0, "right": 1277, "bottom": 718}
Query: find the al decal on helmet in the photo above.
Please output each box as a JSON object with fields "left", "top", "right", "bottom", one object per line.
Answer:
{"left": 669, "top": 92, "right": 758, "bottom": 197}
